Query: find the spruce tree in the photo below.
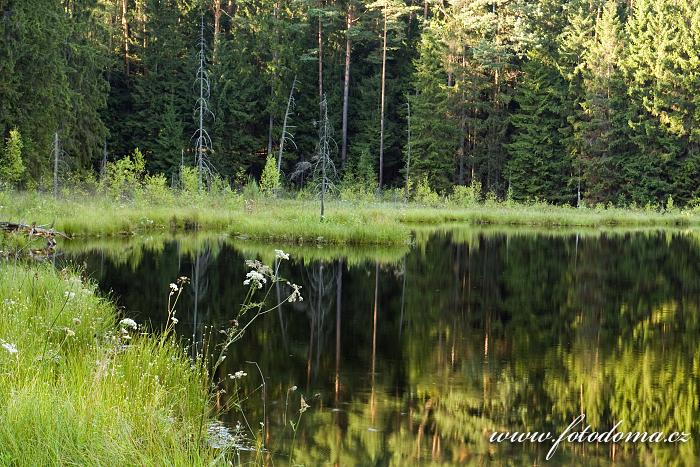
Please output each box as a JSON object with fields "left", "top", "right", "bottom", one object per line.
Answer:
{"left": 622, "top": 0, "right": 677, "bottom": 204}
{"left": 0, "top": 128, "right": 25, "bottom": 187}
{"left": 576, "top": 0, "right": 631, "bottom": 204}
{"left": 507, "top": 55, "right": 571, "bottom": 203}
{"left": 409, "top": 25, "right": 459, "bottom": 193}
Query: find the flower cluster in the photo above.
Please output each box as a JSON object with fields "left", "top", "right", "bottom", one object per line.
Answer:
{"left": 244, "top": 259, "right": 274, "bottom": 277}
{"left": 243, "top": 270, "right": 266, "bottom": 289}
{"left": 275, "top": 249, "right": 290, "bottom": 260}
{"left": 169, "top": 276, "right": 190, "bottom": 296}
{"left": 120, "top": 318, "right": 138, "bottom": 330}
{"left": 287, "top": 282, "right": 303, "bottom": 302}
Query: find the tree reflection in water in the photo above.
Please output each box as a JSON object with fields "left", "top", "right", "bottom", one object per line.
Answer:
{"left": 62, "top": 230, "right": 700, "bottom": 465}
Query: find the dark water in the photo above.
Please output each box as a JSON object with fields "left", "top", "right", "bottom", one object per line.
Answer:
{"left": 59, "top": 230, "right": 700, "bottom": 466}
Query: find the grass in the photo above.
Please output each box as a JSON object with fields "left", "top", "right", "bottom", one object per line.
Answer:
{"left": 3, "top": 190, "right": 700, "bottom": 245}
{"left": 0, "top": 261, "right": 220, "bottom": 465}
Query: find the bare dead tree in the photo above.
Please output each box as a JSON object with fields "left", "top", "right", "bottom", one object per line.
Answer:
{"left": 404, "top": 99, "right": 411, "bottom": 201}
{"left": 100, "top": 139, "right": 108, "bottom": 180}
{"left": 51, "top": 132, "right": 68, "bottom": 198}
{"left": 192, "top": 15, "right": 215, "bottom": 191}
{"left": 378, "top": 2, "right": 388, "bottom": 190}
{"left": 291, "top": 94, "right": 337, "bottom": 219}
{"left": 277, "top": 75, "right": 297, "bottom": 174}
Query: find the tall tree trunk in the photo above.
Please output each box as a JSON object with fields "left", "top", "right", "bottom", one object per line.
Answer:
{"left": 278, "top": 76, "right": 297, "bottom": 172}
{"left": 378, "top": 5, "right": 388, "bottom": 189}
{"left": 405, "top": 99, "right": 411, "bottom": 200}
{"left": 53, "top": 132, "right": 60, "bottom": 199}
{"left": 101, "top": 139, "right": 108, "bottom": 180}
{"left": 318, "top": 3, "right": 324, "bottom": 119}
{"left": 267, "top": 114, "right": 274, "bottom": 156}
{"left": 121, "top": 0, "right": 129, "bottom": 74}
{"left": 341, "top": 7, "right": 353, "bottom": 169}
{"left": 213, "top": 0, "right": 222, "bottom": 62}
{"left": 335, "top": 259, "right": 343, "bottom": 402}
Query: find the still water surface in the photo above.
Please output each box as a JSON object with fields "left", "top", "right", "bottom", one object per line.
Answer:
{"left": 59, "top": 230, "right": 700, "bottom": 466}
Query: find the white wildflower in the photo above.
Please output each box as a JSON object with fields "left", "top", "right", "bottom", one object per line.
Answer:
{"left": 119, "top": 318, "right": 138, "bottom": 330}
{"left": 299, "top": 395, "right": 310, "bottom": 414}
{"left": 287, "top": 283, "right": 303, "bottom": 302}
{"left": 243, "top": 270, "right": 266, "bottom": 289}
{"left": 1, "top": 342, "right": 18, "bottom": 354}
{"left": 64, "top": 291, "right": 76, "bottom": 300}
{"left": 72, "top": 317, "right": 81, "bottom": 326}
{"left": 169, "top": 283, "right": 179, "bottom": 292}
{"left": 275, "top": 249, "right": 290, "bottom": 260}
{"left": 64, "top": 328, "right": 76, "bottom": 337}
{"left": 171, "top": 317, "right": 179, "bottom": 324}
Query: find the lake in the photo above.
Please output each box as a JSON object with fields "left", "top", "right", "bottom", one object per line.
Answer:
{"left": 58, "top": 229, "right": 700, "bottom": 466}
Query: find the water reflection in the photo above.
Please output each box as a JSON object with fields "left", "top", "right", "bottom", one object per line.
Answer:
{"left": 59, "top": 230, "right": 700, "bottom": 466}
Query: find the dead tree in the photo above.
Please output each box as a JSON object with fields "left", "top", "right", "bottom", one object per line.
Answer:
{"left": 404, "top": 99, "right": 411, "bottom": 201}
{"left": 277, "top": 75, "right": 297, "bottom": 174}
{"left": 192, "top": 15, "right": 215, "bottom": 191}
{"left": 292, "top": 94, "right": 337, "bottom": 220}
{"left": 51, "top": 132, "right": 68, "bottom": 198}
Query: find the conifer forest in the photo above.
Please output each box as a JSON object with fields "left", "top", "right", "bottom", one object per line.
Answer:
{"left": 3, "top": 0, "right": 700, "bottom": 206}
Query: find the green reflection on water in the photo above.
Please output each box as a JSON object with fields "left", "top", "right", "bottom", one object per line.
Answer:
{"left": 58, "top": 229, "right": 700, "bottom": 466}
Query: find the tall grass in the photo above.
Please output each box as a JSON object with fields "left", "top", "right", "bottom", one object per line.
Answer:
{"left": 4, "top": 190, "right": 700, "bottom": 245}
{"left": 0, "top": 262, "right": 218, "bottom": 465}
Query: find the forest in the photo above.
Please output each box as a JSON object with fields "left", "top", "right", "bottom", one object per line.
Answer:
{"left": 1, "top": 0, "right": 700, "bottom": 207}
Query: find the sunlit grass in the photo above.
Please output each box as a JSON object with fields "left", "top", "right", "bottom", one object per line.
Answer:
{"left": 0, "top": 262, "right": 217, "bottom": 465}
{"left": 3, "top": 190, "right": 699, "bottom": 245}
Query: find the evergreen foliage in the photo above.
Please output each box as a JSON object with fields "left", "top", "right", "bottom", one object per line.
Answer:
{"left": 2, "top": 0, "right": 700, "bottom": 205}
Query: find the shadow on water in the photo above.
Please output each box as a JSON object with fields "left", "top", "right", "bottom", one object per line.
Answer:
{"left": 56, "top": 229, "right": 700, "bottom": 466}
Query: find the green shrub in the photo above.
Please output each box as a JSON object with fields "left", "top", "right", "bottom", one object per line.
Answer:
{"left": 413, "top": 176, "right": 440, "bottom": 206}
{"left": 179, "top": 166, "right": 199, "bottom": 195}
{"left": 449, "top": 180, "right": 481, "bottom": 206}
{"left": 259, "top": 155, "right": 280, "bottom": 197}
{"left": 0, "top": 128, "right": 25, "bottom": 188}
{"left": 210, "top": 174, "right": 233, "bottom": 197}
{"left": 339, "top": 176, "right": 376, "bottom": 203}
{"left": 101, "top": 148, "right": 146, "bottom": 200}
{"left": 666, "top": 194, "right": 675, "bottom": 212}
{"left": 242, "top": 177, "right": 261, "bottom": 199}
{"left": 141, "top": 173, "right": 174, "bottom": 205}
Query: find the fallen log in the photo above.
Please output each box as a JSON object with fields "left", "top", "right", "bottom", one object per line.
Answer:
{"left": 0, "top": 222, "right": 68, "bottom": 250}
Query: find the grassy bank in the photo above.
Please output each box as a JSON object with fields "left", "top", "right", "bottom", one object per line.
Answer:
{"left": 3, "top": 190, "right": 699, "bottom": 245}
{"left": 0, "top": 262, "right": 218, "bottom": 464}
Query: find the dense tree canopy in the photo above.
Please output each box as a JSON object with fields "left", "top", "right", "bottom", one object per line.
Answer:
{"left": 2, "top": 0, "right": 700, "bottom": 205}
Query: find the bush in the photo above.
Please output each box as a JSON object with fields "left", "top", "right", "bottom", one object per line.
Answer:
{"left": 449, "top": 180, "right": 481, "bottom": 206}
{"left": 0, "top": 128, "right": 25, "bottom": 188}
{"left": 259, "top": 155, "right": 280, "bottom": 197}
{"left": 339, "top": 173, "right": 376, "bottom": 203}
{"left": 101, "top": 148, "right": 146, "bottom": 200}
{"left": 413, "top": 176, "right": 440, "bottom": 206}
{"left": 241, "top": 177, "right": 261, "bottom": 200}
{"left": 179, "top": 166, "right": 199, "bottom": 195}
{"left": 209, "top": 174, "right": 233, "bottom": 197}
{"left": 141, "top": 173, "right": 174, "bottom": 205}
